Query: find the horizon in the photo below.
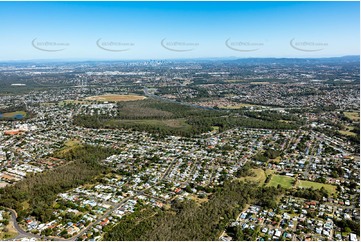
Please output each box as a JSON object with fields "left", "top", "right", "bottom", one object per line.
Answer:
{"left": 0, "top": 55, "right": 360, "bottom": 63}
{"left": 0, "top": 1, "right": 359, "bottom": 60}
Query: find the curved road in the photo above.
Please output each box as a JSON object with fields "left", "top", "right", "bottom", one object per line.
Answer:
{"left": 6, "top": 208, "right": 65, "bottom": 241}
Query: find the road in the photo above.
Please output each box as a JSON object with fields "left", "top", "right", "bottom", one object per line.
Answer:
{"left": 68, "top": 196, "right": 132, "bottom": 240}
{"left": 69, "top": 185, "right": 153, "bottom": 241}
{"left": 5, "top": 208, "right": 64, "bottom": 241}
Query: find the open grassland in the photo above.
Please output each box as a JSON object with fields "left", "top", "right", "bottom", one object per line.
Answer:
{"left": 54, "top": 139, "right": 83, "bottom": 157}
{"left": 0, "top": 111, "right": 27, "bottom": 118}
{"left": 84, "top": 94, "right": 146, "bottom": 102}
{"left": 344, "top": 111, "right": 360, "bottom": 121}
{"left": 339, "top": 125, "right": 357, "bottom": 137}
{"left": 59, "top": 100, "right": 89, "bottom": 106}
{"left": 64, "top": 139, "right": 81, "bottom": 147}
{"left": 266, "top": 175, "right": 294, "bottom": 189}
{"left": 105, "top": 118, "right": 191, "bottom": 129}
{"left": 219, "top": 103, "right": 260, "bottom": 109}
{"left": 238, "top": 168, "right": 269, "bottom": 185}
{"left": 0, "top": 217, "right": 18, "bottom": 240}
{"left": 339, "top": 130, "right": 357, "bottom": 137}
{"left": 269, "top": 156, "right": 281, "bottom": 163}
{"left": 297, "top": 180, "right": 337, "bottom": 194}
{"left": 187, "top": 195, "right": 209, "bottom": 204}
{"left": 250, "top": 82, "right": 271, "bottom": 85}
{"left": 224, "top": 79, "right": 247, "bottom": 83}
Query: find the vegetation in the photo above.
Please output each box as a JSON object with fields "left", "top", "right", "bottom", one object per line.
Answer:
{"left": 291, "top": 187, "right": 329, "bottom": 201}
{"left": 74, "top": 99, "right": 298, "bottom": 137}
{"left": 237, "top": 168, "right": 266, "bottom": 184}
{"left": 104, "top": 181, "right": 283, "bottom": 241}
{"left": 84, "top": 94, "right": 146, "bottom": 102}
{"left": 297, "top": 180, "right": 337, "bottom": 195}
{"left": 343, "top": 111, "right": 360, "bottom": 122}
{"left": 0, "top": 145, "right": 114, "bottom": 222}
{"left": 334, "top": 219, "right": 360, "bottom": 235}
{"left": 254, "top": 148, "right": 281, "bottom": 162}
{"left": 266, "top": 175, "right": 294, "bottom": 189}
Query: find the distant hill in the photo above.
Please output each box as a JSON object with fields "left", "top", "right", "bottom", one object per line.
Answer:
{"left": 230, "top": 56, "right": 360, "bottom": 65}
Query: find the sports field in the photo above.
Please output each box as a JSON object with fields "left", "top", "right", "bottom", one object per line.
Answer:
{"left": 266, "top": 175, "right": 294, "bottom": 189}
{"left": 84, "top": 94, "right": 146, "bottom": 102}
{"left": 297, "top": 180, "right": 337, "bottom": 194}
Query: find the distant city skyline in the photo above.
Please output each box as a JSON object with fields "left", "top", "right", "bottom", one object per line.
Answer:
{"left": 0, "top": 1, "right": 359, "bottom": 60}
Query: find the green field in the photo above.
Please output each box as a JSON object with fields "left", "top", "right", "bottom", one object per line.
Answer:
{"left": 58, "top": 100, "right": 89, "bottom": 106}
{"left": 238, "top": 168, "right": 268, "bottom": 185}
{"left": 339, "top": 130, "right": 356, "bottom": 137}
{"left": 219, "top": 103, "right": 261, "bottom": 109}
{"left": 297, "top": 180, "right": 337, "bottom": 194}
{"left": 105, "top": 118, "right": 192, "bottom": 130}
{"left": 54, "top": 139, "right": 83, "bottom": 157}
{"left": 344, "top": 112, "right": 360, "bottom": 122}
{"left": 266, "top": 175, "right": 295, "bottom": 189}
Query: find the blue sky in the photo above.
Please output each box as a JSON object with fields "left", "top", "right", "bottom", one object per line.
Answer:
{"left": 0, "top": 1, "right": 359, "bottom": 60}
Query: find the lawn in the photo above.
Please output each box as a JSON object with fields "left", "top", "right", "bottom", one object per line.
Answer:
{"left": 297, "top": 180, "right": 337, "bottom": 194}
{"left": 55, "top": 139, "right": 83, "bottom": 157}
{"left": 219, "top": 103, "right": 259, "bottom": 109}
{"left": 344, "top": 112, "right": 360, "bottom": 121}
{"left": 238, "top": 168, "right": 269, "bottom": 185}
{"left": 64, "top": 139, "right": 81, "bottom": 147}
{"left": 58, "top": 100, "right": 89, "bottom": 106}
{"left": 224, "top": 79, "right": 247, "bottom": 83}
{"left": 266, "top": 175, "right": 295, "bottom": 189}
{"left": 250, "top": 82, "right": 271, "bottom": 85}
{"left": 106, "top": 118, "right": 191, "bottom": 129}
{"left": 339, "top": 130, "right": 356, "bottom": 137}
{"left": 187, "top": 194, "right": 209, "bottom": 204}
{"left": 211, "top": 126, "right": 220, "bottom": 132}
{"left": 0, "top": 111, "right": 27, "bottom": 119}
{"left": 84, "top": 94, "right": 146, "bottom": 102}
{"left": 269, "top": 156, "right": 281, "bottom": 164}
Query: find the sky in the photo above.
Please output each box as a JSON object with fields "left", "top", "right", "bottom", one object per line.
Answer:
{"left": 0, "top": 1, "right": 359, "bottom": 60}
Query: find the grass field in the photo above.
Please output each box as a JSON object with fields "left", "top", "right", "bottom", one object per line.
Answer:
{"left": 266, "top": 175, "right": 295, "bottom": 189}
{"left": 0, "top": 111, "right": 27, "bottom": 118}
{"left": 339, "top": 130, "right": 356, "bottom": 137}
{"left": 55, "top": 139, "right": 82, "bottom": 157}
{"left": 106, "top": 118, "right": 191, "bottom": 129}
{"left": 59, "top": 100, "right": 89, "bottom": 106}
{"left": 344, "top": 112, "right": 360, "bottom": 121}
{"left": 224, "top": 79, "right": 247, "bottom": 83}
{"left": 219, "top": 103, "right": 260, "bottom": 109}
{"left": 64, "top": 139, "right": 81, "bottom": 147}
{"left": 297, "top": 180, "right": 337, "bottom": 194}
{"left": 84, "top": 94, "right": 146, "bottom": 102}
{"left": 211, "top": 126, "right": 220, "bottom": 132}
{"left": 187, "top": 195, "right": 209, "bottom": 204}
{"left": 269, "top": 156, "right": 281, "bottom": 164}
{"left": 0, "top": 214, "right": 18, "bottom": 240}
{"left": 238, "top": 168, "right": 270, "bottom": 185}
{"left": 250, "top": 82, "right": 271, "bottom": 85}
